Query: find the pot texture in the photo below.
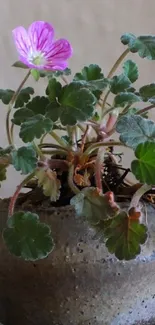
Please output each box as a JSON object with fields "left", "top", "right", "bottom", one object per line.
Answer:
{"left": 0, "top": 199, "right": 155, "bottom": 325}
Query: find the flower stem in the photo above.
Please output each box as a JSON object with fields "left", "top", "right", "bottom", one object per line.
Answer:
{"left": 8, "top": 171, "right": 35, "bottom": 217}
{"left": 107, "top": 48, "right": 130, "bottom": 79}
{"left": 129, "top": 184, "right": 152, "bottom": 210}
{"left": 82, "top": 141, "right": 124, "bottom": 158}
{"left": 33, "top": 141, "right": 44, "bottom": 159}
{"left": 95, "top": 148, "right": 105, "bottom": 192}
{"left": 68, "top": 165, "right": 80, "bottom": 194}
{"left": 6, "top": 70, "right": 31, "bottom": 145}
{"left": 136, "top": 104, "right": 155, "bottom": 116}
{"left": 101, "top": 89, "right": 111, "bottom": 113}
{"left": 50, "top": 130, "right": 67, "bottom": 148}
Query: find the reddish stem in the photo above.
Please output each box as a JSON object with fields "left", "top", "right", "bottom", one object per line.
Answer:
{"left": 8, "top": 172, "right": 35, "bottom": 217}
{"left": 95, "top": 148, "right": 105, "bottom": 192}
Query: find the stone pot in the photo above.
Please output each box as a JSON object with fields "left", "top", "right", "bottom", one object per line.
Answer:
{"left": 0, "top": 199, "right": 155, "bottom": 325}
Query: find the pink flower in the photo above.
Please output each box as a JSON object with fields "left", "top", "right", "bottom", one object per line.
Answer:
{"left": 12, "top": 21, "right": 73, "bottom": 71}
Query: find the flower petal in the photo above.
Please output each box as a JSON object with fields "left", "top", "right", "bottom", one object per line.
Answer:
{"left": 45, "top": 38, "right": 73, "bottom": 60}
{"left": 44, "top": 60, "right": 68, "bottom": 71}
{"left": 28, "top": 21, "right": 54, "bottom": 52}
{"left": 12, "top": 27, "right": 31, "bottom": 57}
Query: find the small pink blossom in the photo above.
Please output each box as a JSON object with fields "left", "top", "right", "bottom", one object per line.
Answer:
{"left": 12, "top": 21, "right": 73, "bottom": 71}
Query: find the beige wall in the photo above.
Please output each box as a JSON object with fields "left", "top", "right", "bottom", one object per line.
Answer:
{"left": 1, "top": 0, "right": 155, "bottom": 197}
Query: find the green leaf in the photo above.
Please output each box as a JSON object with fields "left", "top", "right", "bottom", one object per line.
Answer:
{"left": 45, "top": 101, "right": 60, "bottom": 122}
{"left": 3, "top": 211, "right": 54, "bottom": 261}
{"left": 36, "top": 169, "right": 61, "bottom": 201}
{"left": 0, "top": 164, "right": 7, "bottom": 187}
{"left": 26, "top": 96, "right": 49, "bottom": 115}
{"left": 74, "top": 64, "right": 104, "bottom": 81}
{"left": 116, "top": 115, "right": 155, "bottom": 149}
{"left": 139, "top": 83, "right": 155, "bottom": 103}
{"left": 11, "top": 146, "right": 37, "bottom": 174}
{"left": 121, "top": 33, "right": 155, "bottom": 60}
{"left": 0, "top": 89, "right": 14, "bottom": 104}
{"left": 0, "top": 146, "right": 13, "bottom": 156}
{"left": 110, "top": 74, "right": 131, "bottom": 94}
{"left": 39, "top": 68, "right": 71, "bottom": 78}
{"left": 46, "top": 78, "right": 62, "bottom": 102}
{"left": 126, "top": 107, "right": 148, "bottom": 119}
{"left": 12, "top": 61, "right": 29, "bottom": 69}
{"left": 19, "top": 114, "right": 53, "bottom": 142}
{"left": 53, "top": 68, "right": 71, "bottom": 77}
{"left": 31, "top": 69, "right": 40, "bottom": 81}
{"left": 104, "top": 210, "right": 147, "bottom": 260}
{"left": 58, "top": 82, "right": 96, "bottom": 125}
{"left": 123, "top": 60, "right": 139, "bottom": 83}
{"left": 131, "top": 141, "right": 155, "bottom": 184}
{"left": 74, "top": 64, "right": 108, "bottom": 98}
{"left": 14, "top": 87, "right": 34, "bottom": 108}
{"left": 12, "top": 108, "right": 34, "bottom": 125}
{"left": 71, "top": 187, "right": 120, "bottom": 224}
{"left": 114, "top": 92, "right": 141, "bottom": 107}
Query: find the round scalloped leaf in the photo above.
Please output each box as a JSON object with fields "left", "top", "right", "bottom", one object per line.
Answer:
{"left": 71, "top": 187, "right": 120, "bottom": 224}
{"left": 121, "top": 33, "right": 155, "bottom": 60}
{"left": 131, "top": 141, "right": 155, "bottom": 185}
{"left": 114, "top": 92, "right": 141, "bottom": 107}
{"left": 110, "top": 74, "right": 131, "bottom": 94}
{"left": 139, "top": 83, "right": 155, "bottom": 103}
{"left": 3, "top": 211, "right": 54, "bottom": 261}
{"left": 116, "top": 115, "right": 155, "bottom": 149}
{"left": 74, "top": 64, "right": 108, "bottom": 97}
{"left": 104, "top": 210, "right": 147, "bottom": 260}
{"left": 12, "top": 108, "right": 34, "bottom": 125}
{"left": 59, "top": 82, "right": 96, "bottom": 125}
{"left": 11, "top": 146, "right": 37, "bottom": 174}
{"left": 46, "top": 78, "right": 62, "bottom": 102}
{"left": 26, "top": 96, "right": 49, "bottom": 115}
{"left": 123, "top": 60, "right": 139, "bottom": 83}
{"left": 19, "top": 114, "right": 53, "bottom": 142}
{"left": 14, "top": 87, "right": 34, "bottom": 108}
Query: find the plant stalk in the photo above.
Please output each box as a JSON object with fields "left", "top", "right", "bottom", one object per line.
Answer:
{"left": 8, "top": 171, "right": 35, "bottom": 216}
{"left": 68, "top": 165, "right": 80, "bottom": 194}
{"left": 6, "top": 70, "right": 31, "bottom": 145}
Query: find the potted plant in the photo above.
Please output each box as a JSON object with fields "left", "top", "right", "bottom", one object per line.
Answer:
{"left": 1, "top": 21, "right": 155, "bottom": 325}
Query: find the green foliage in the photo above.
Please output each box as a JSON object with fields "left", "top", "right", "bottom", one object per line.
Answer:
{"left": 14, "top": 87, "right": 34, "bottom": 108}
{"left": 12, "top": 108, "right": 34, "bottom": 125}
{"left": 123, "top": 60, "right": 139, "bottom": 83}
{"left": 0, "top": 146, "right": 13, "bottom": 156}
{"left": 74, "top": 64, "right": 108, "bottom": 98}
{"left": 139, "top": 83, "right": 155, "bottom": 103}
{"left": 104, "top": 210, "right": 147, "bottom": 260}
{"left": 121, "top": 33, "right": 155, "bottom": 60}
{"left": 116, "top": 115, "right": 155, "bottom": 149}
{"left": 39, "top": 68, "right": 71, "bottom": 78}
{"left": 47, "top": 82, "right": 96, "bottom": 125}
{"left": 19, "top": 114, "right": 53, "bottom": 142}
{"left": 110, "top": 74, "right": 131, "bottom": 94}
{"left": 26, "top": 96, "right": 49, "bottom": 115}
{"left": 12, "top": 61, "right": 29, "bottom": 69}
{"left": 11, "top": 146, "right": 37, "bottom": 174}
{"left": 3, "top": 211, "right": 54, "bottom": 261}
{"left": 0, "top": 89, "right": 14, "bottom": 104}
{"left": 46, "top": 78, "right": 62, "bottom": 102}
{"left": 71, "top": 187, "right": 120, "bottom": 224}
{"left": 0, "top": 164, "right": 7, "bottom": 187}
{"left": 36, "top": 169, "right": 61, "bottom": 201}
{"left": 131, "top": 141, "right": 155, "bottom": 184}
{"left": 31, "top": 69, "right": 40, "bottom": 81}
{"left": 114, "top": 92, "right": 141, "bottom": 107}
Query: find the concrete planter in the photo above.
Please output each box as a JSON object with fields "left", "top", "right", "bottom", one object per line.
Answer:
{"left": 0, "top": 199, "right": 155, "bottom": 325}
